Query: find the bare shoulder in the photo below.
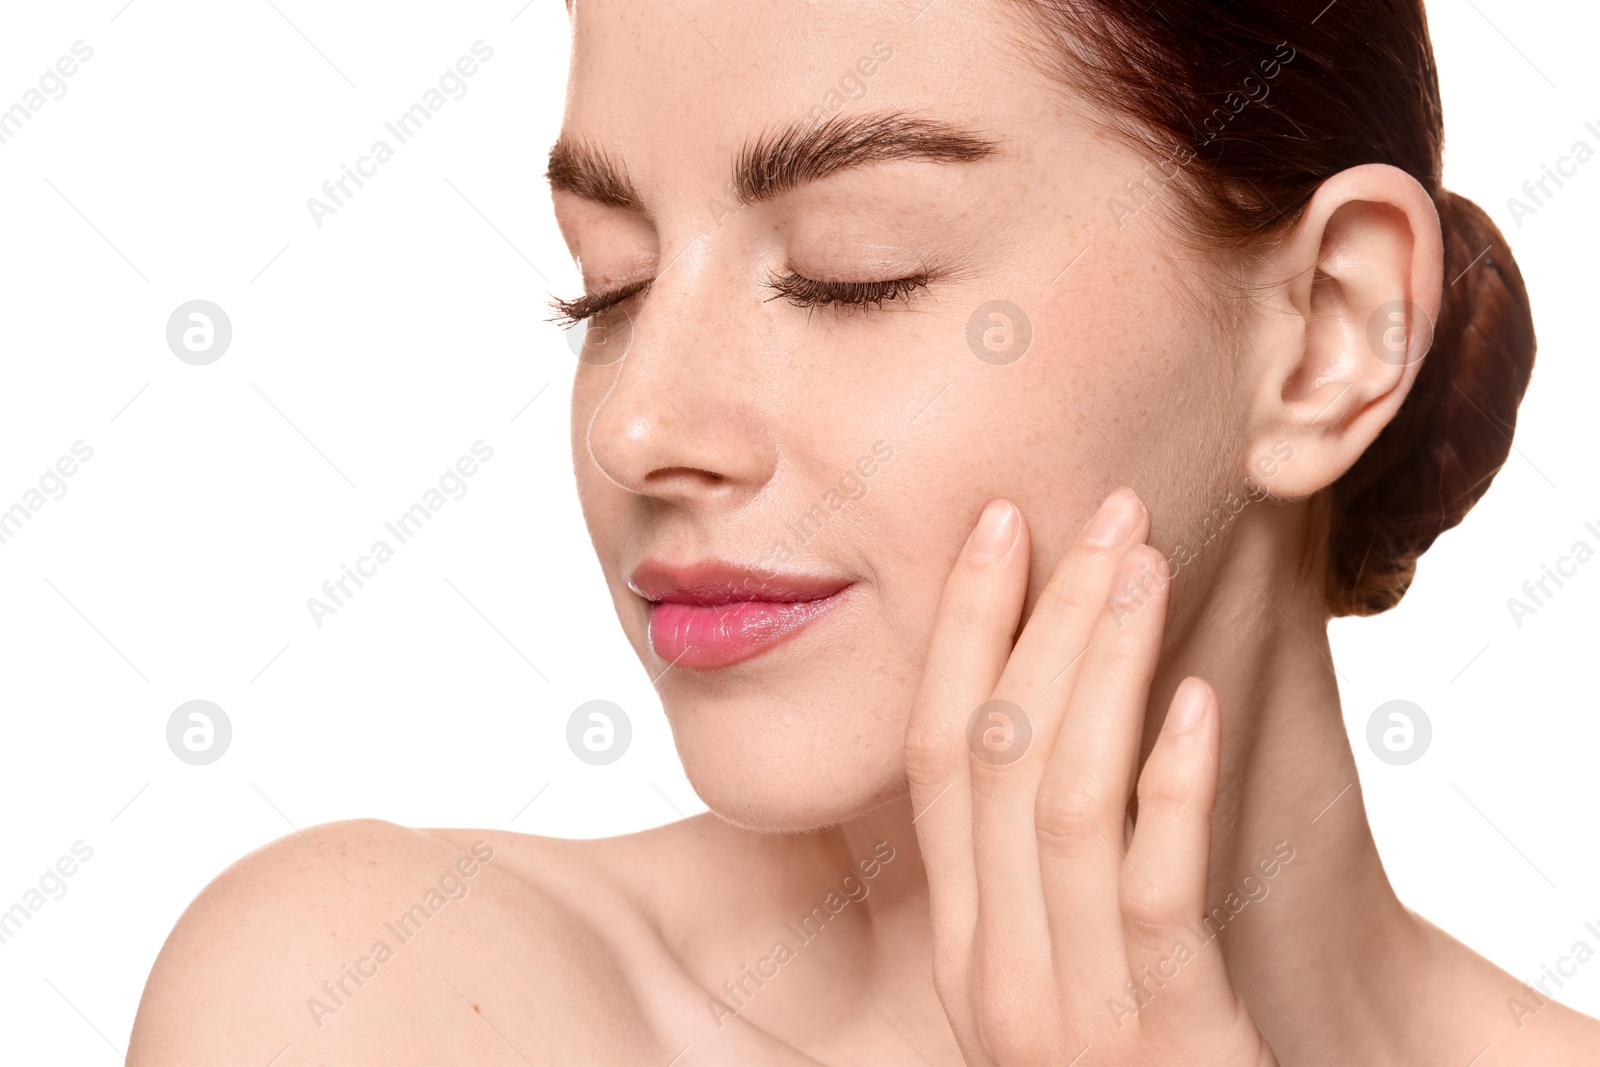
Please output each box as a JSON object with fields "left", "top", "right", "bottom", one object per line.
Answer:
{"left": 128, "top": 818, "right": 663, "bottom": 1066}
{"left": 1412, "top": 913, "right": 1600, "bottom": 1065}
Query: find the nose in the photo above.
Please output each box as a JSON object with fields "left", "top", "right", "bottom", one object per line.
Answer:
{"left": 583, "top": 261, "right": 778, "bottom": 506}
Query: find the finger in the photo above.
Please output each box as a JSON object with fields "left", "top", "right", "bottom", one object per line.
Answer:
{"left": 966, "top": 489, "right": 1149, "bottom": 976}
{"left": 903, "top": 498, "right": 1030, "bottom": 972}
{"left": 1120, "top": 676, "right": 1236, "bottom": 1035}
{"left": 1036, "top": 539, "right": 1174, "bottom": 995}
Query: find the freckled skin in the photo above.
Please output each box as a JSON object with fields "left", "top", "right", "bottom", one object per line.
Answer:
{"left": 127, "top": 2, "right": 1598, "bottom": 1065}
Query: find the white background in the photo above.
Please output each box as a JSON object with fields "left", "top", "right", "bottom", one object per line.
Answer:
{"left": 0, "top": 1, "right": 1595, "bottom": 1061}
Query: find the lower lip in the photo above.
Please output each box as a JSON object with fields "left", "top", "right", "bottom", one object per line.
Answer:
{"left": 646, "top": 589, "right": 849, "bottom": 670}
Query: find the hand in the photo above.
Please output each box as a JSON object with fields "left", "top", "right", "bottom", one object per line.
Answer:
{"left": 904, "top": 487, "right": 1277, "bottom": 1065}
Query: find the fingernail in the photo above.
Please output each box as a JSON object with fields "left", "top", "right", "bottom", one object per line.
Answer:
{"left": 966, "top": 500, "right": 1018, "bottom": 565}
{"left": 1167, "top": 679, "right": 1209, "bottom": 733}
{"left": 1081, "top": 487, "right": 1142, "bottom": 547}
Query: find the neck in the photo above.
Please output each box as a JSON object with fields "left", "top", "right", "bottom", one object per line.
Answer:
{"left": 814, "top": 499, "right": 1433, "bottom": 1060}
{"left": 1152, "top": 501, "right": 1429, "bottom": 1058}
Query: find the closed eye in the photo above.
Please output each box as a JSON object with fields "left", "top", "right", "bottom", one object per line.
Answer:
{"left": 545, "top": 268, "right": 934, "bottom": 328}
{"left": 762, "top": 269, "right": 933, "bottom": 315}
{"left": 546, "top": 278, "right": 652, "bottom": 329}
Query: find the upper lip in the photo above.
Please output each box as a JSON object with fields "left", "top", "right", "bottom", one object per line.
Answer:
{"left": 629, "top": 559, "right": 853, "bottom": 606}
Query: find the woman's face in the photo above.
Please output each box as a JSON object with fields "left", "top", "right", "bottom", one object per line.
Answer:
{"left": 555, "top": 0, "right": 1247, "bottom": 831}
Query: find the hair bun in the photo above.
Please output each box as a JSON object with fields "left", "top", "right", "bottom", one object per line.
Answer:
{"left": 1325, "top": 190, "right": 1538, "bottom": 616}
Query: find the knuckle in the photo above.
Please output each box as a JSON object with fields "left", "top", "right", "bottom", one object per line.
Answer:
{"left": 974, "top": 991, "right": 1012, "bottom": 1044}
{"left": 1135, "top": 783, "right": 1210, "bottom": 825}
{"left": 903, "top": 718, "right": 964, "bottom": 788}
{"left": 927, "top": 947, "right": 974, "bottom": 1028}
{"left": 974, "top": 995, "right": 1049, "bottom": 1065}
{"left": 1105, "top": 554, "right": 1172, "bottom": 625}
{"left": 1034, "top": 561, "right": 1107, "bottom": 623}
{"left": 1119, "top": 871, "right": 1182, "bottom": 936}
{"left": 966, "top": 759, "right": 1025, "bottom": 804}
{"left": 1033, "top": 780, "right": 1111, "bottom": 856}
{"left": 929, "top": 942, "right": 966, "bottom": 999}
{"left": 1135, "top": 763, "right": 1183, "bottom": 801}
{"left": 1085, "top": 643, "right": 1142, "bottom": 692}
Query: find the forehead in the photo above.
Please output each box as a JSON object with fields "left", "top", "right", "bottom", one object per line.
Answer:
{"left": 559, "top": 0, "right": 1058, "bottom": 190}
{"left": 568, "top": 0, "right": 933, "bottom": 75}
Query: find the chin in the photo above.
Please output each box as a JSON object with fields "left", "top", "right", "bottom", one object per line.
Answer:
{"left": 644, "top": 591, "right": 925, "bottom": 833}
{"left": 665, "top": 694, "right": 911, "bottom": 835}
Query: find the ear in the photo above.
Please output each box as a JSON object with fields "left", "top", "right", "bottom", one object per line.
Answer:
{"left": 1240, "top": 163, "right": 1444, "bottom": 498}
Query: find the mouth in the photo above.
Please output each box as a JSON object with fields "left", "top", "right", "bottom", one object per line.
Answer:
{"left": 629, "top": 559, "right": 854, "bottom": 671}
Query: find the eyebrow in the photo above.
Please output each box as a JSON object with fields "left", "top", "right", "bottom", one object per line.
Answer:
{"left": 546, "top": 111, "right": 1001, "bottom": 210}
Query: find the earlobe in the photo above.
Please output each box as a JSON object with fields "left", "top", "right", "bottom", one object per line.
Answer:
{"left": 1243, "top": 163, "right": 1445, "bottom": 499}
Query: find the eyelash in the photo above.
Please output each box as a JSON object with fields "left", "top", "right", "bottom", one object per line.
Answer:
{"left": 762, "top": 270, "right": 932, "bottom": 316}
{"left": 546, "top": 279, "right": 652, "bottom": 329}
{"left": 545, "top": 270, "right": 933, "bottom": 328}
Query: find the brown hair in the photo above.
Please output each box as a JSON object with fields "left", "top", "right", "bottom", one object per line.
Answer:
{"left": 1005, "top": 0, "right": 1537, "bottom": 616}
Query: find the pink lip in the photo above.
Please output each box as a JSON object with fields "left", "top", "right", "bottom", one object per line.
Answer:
{"left": 629, "top": 560, "right": 853, "bottom": 670}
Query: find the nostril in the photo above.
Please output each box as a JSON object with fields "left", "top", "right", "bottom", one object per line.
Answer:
{"left": 584, "top": 370, "right": 776, "bottom": 499}
{"left": 646, "top": 466, "right": 727, "bottom": 486}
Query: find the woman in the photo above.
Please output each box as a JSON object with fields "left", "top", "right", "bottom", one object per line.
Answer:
{"left": 128, "top": 0, "right": 1599, "bottom": 1062}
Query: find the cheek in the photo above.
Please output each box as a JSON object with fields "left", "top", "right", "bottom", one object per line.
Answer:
{"left": 874, "top": 273, "right": 1238, "bottom": 611}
